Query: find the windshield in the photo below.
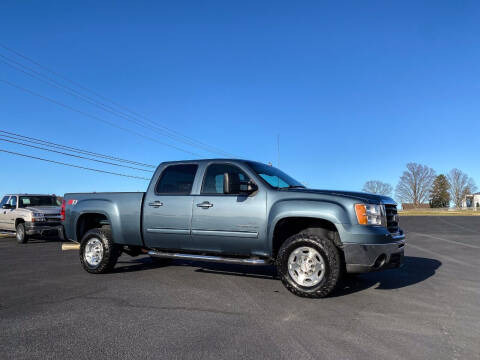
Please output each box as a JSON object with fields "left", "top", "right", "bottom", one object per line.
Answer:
{"left": 246, "top": 161, "right": 305, "bottom": 189}
{"left": 19, "top": 196, "right": 60, "bottom": 208}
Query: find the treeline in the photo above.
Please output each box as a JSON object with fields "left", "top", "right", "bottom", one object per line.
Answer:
{"left": 362, "top": 163, "right": 477, "bottom": 208}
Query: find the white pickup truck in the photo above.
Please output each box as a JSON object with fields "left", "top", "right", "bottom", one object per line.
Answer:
{"left": 0, "top": 194, "right": 62, "bottom": 243}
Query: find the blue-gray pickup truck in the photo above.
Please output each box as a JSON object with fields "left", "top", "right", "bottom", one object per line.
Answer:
{"left": 62, "top": 159, "right": 405, "bottom": 298}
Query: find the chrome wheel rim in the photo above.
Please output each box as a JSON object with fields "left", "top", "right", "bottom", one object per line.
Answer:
{"left": 84, "top": 238, "right": 104, "bottom": 267}
{"left": 288, "top": 246, "right": 325, "bottom": 287}
{"left": 16, "top": 226, "right": 23, "bottom": 240}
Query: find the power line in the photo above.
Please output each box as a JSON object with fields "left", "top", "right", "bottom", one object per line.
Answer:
{"left": 0, "top": 79, "right": 203, "bottom": 157}
{"left": 0, "top": 148, "right": 150, "bottom": 180}
{"left": 0, "top": 43, "right": 235, "bottom": 157}
{"left": 0, "top": 55, "right": 231, "bottom": 156}
{"left": 0, "top": 130, "right": 155, "bottom": 168}
{"left": 0, "top": 136, "right": 154, "bottom": 173}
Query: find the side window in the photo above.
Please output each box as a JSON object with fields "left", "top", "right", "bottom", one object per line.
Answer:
{"left": 201, "top": 164, "right": 249, "bottom": 194}
{"left": 155, "top": 164, "right": 198, "bottom": 195}
{"left": 8, "top": 196, "right": 17, "bottom": 208}
{"left": 0, "top": 196, "right": 9, "bottom": 207}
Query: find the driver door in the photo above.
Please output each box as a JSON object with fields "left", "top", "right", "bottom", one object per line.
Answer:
{"left": 0, "top": 196, "right": 10, "bottom": 230}
{"left": 0, "top": 196, "right": 16, "bottom": 231}
{"left": 188, "top": 163, "right": 267, "bottom": 255}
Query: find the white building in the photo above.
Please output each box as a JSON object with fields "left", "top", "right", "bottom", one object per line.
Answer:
{"left": 461, "top": 192, "right": 480, "bottom": 208}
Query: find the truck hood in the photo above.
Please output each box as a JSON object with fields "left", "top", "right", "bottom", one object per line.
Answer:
{"left": 284, "top": 188, "right": 396, "bottom": 205}
{"left": 23, "top": 206, "right": 61, "bottom": 214}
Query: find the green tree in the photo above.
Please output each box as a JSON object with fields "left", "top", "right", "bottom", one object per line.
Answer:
{"left": 429, "top": 174, "right": 450, "bottom": 208}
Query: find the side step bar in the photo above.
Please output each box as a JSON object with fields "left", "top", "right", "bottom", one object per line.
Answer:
{"left": 148, "top": 250, "right": 270, "bottom": 266}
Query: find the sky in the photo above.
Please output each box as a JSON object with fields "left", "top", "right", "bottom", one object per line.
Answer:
{"left": 1, "top": 1, "right": 479, "bottom": 199}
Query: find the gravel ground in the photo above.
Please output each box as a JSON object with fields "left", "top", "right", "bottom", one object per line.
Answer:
{"left": 0, "top": 217, "right": 479, "bottom": 360}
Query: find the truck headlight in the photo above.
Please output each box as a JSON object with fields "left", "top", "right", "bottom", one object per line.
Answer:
{"left": 32, "top": 213, "right": 45, "bottom": 222}
{"left": 355, "top": 204, "right": 387, "bottom": 226}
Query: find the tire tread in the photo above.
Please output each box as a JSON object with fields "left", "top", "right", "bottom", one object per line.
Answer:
{"left": 276, "top": 232, "right": 341, "bottom": 298}
{"left": 16, "top": 223, "right": 29, "bottom": 244}
{"left": 80, "top": 226, "right": 120, "bottom": 274}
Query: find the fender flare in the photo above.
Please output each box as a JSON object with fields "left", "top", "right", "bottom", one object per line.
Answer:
{"left": 72, "top": 199, "right": 117, "bottom": 242}
{"left": 267, "top": 199, "right": 349, "bottom": 250}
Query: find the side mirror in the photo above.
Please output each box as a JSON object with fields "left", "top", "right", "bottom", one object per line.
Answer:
{"left": 239, "top": 180, "right": 258, "bottom": 195}
{"left": 223, "top": 173, "right": 258, "bottom": 195}
{"left": 2, "top": 204, "right": 11, "bottom": 209}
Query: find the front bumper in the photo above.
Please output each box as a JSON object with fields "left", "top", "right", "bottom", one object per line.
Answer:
{"left": 343, "top": 230, "right": 406, "bottom": 273}
{"left": 25, "top": 222, "right": 62, "bottom": 237}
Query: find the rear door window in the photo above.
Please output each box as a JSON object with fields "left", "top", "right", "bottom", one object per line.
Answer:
{"left": 155, "top": 164, "right": 198, "bottom": 195}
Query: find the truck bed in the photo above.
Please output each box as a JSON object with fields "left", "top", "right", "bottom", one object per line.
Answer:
{"left": 63, "top": 192, "right": 145, "bottom": 246}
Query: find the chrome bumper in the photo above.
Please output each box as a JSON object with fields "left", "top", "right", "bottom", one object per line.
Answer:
{"left": 25, "top": 222, "right": 62, "bottom": 237}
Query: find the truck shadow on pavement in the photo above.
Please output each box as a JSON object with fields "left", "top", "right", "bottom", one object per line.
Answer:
{"left": 20, "top": 236, "right": 66, "bottom": 244}
{"left": 115, "top": 257, "right": 277, "bottom": 279}
{"left": 332, "top": 256, "right": 442, "bottom": 297}
{"left": 114, "top": 256, "right": 441, "bottom": 297}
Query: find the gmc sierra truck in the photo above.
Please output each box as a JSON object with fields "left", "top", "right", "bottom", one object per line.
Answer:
{"left": 62, "top": 159, "right": 405, "bottom": 298}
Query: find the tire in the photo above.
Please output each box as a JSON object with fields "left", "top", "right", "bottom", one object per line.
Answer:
{"left": 276, "top": 231, "right": 342, "bottom": 298}
{"left": 16, "top": 223, "right": 29, "bottom": 244}
{"left": 79, "top": 226, "right": 120, "bottom": 274}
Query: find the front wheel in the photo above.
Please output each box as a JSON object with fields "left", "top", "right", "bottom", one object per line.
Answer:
{"left": 276, "top": 232, "right": 342, "bottom": 298}
{"left": 79, "top": 227, "right": 120, "bottom": 274}
{"left": 16, "top": 223, "right": 29, "bottom": 244}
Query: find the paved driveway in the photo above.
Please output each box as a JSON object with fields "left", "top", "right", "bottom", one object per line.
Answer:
{"left": 0, "top": 217, "right": 478, "bottom": 359}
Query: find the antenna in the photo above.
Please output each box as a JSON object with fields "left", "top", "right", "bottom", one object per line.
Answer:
{"left": 277, "top": 134, "right": 280, "bottom": 168}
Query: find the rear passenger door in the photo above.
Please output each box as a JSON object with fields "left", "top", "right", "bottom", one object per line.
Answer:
{"left": 142, "top": 164, "right": 198, "bottom": 250}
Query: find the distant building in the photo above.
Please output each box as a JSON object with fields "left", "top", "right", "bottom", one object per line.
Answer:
{"left": 461, "top": 193, "right": 480, "bottom": 208}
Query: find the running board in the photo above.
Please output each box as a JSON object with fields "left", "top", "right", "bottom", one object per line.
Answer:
{"left": 147, "top": 250, "right": 270, "bottom": 266}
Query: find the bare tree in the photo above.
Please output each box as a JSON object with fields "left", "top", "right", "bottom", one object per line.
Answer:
{"left": 447, "top": 168, "right": 477, "bottom": 208}
{"left": 395, "top": 163, "right": 436, "bottom": 206}
{"left": 362, "top": 180, "right": 393, "bottom": 196}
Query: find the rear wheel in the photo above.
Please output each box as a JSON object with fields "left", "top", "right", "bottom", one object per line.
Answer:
{"left": 80, "top": 226, "right": 120, "bottom": 274}
{"left": 276, "top": 231, "right": 341, "bottom": 298}
{"left": 16, "top": 223, "right": 29, "bottom": 244}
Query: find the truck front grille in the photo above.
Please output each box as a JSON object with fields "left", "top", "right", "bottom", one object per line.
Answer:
{"left": 385, "top": 205, "right": 399, "bottom": 233}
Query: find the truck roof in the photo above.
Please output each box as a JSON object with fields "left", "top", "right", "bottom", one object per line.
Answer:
{"left": 159, "top": 159, "right": 256, "bottom": 166}
{"left": 4, "top": 194, "right": 58, "bottom": 197}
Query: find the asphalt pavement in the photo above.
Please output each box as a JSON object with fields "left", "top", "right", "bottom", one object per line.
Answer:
{"left": 0, "top": 217, "right": 479, "bottom": 360}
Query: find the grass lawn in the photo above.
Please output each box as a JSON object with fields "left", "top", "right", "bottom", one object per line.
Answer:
{"left": 399, "top": 209, "right": 480, "bottom": 216}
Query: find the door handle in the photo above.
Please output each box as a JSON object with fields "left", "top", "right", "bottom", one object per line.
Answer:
{"left": 196, "top": 201, "right": 213, "bottom": 209}
{"left": 148, "top": 201, "right": 163, "bottom": 208}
